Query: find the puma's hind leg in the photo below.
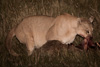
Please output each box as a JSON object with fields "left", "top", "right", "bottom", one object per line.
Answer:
{"left": 26, "top": 36, "right": 35, "bottom": 56}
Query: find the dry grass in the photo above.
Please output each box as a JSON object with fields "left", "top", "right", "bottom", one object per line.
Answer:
{"left": 0, "top": 0, "right": 100, "bottom": 67}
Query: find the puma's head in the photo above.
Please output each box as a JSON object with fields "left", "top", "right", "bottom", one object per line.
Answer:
{"left": 76, "top": 16, "right": 94, "bottom": 38}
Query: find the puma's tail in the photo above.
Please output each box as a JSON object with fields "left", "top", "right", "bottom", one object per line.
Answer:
{"left": 6, "top": 27, "right": 19, "bottom": 56}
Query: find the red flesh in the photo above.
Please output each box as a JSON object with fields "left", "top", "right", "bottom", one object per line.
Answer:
{"left": 76, "top": 36, "right": 95, "bottom": 50}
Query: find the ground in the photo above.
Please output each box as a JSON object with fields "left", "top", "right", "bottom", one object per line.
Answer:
{"left": 0, "top": 40, "right": 100, "bottom": 67}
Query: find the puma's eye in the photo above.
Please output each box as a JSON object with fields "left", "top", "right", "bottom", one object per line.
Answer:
{"left": 86, "top": 30, "right": 89, "bottom": 33}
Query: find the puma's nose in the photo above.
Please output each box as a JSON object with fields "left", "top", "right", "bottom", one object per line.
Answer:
{"left": 89, "top": 33, "right": 92, "bottom": 37}
{"left": 87, "top": 35, "right": 92, "bottom": 38}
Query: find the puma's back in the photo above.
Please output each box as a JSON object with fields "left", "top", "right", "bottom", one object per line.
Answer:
{"left": 15, "top": 16, "right": 55, "bottom": 47}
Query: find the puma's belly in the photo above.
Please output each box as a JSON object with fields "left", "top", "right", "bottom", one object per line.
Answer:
{"left": 34, "top": 35, "right": 47, "bottom": 48}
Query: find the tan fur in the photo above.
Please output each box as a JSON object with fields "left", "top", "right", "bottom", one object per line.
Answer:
{"left": 6, "top": 13, "right": 94, "bottom": 56}
{"left": 6, "top": 27, "right": 19, "bottom": 56}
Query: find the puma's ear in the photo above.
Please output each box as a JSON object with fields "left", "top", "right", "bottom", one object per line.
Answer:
{"left": 89, "top": 16, "right": 94, "bottom": 23}
{"left": 77, "top": 18, "right": 81, "bottom": 24}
